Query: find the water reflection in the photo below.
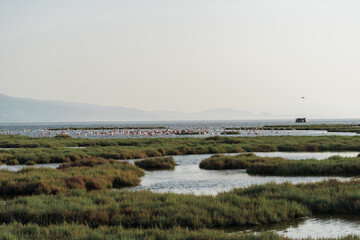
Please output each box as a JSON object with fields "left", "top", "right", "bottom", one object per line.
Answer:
{"left": 0, "top": 163, "right": 60, "bottom": 171}
{"left": 277, "top": 215, "right": 360, "bottom": 238}
{"left": 253, "top": 151, "right": 359, "bottom": 160}
{"left": 231, "top": 215, "right": 360, "bottom": 238}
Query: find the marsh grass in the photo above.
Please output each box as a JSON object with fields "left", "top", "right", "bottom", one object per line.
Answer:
{"left": 0, "top": 180, "right": 359, "bottom": 229}
{"left": 0, "top": 158, "right": 144, "bottom": 196}
{"left": 0, "top": 188, "right": 309, "bottom": 228}
{"left": 1, "top": 222, "right": 360, "bottom": 240}
{"left": 135, "top": 157, "right": 176, "bottom": 170}
{"left": 199, "top": 153, "right": 260, "bottom": 170}
{"left": 1, "top": 135, "right": 360, "bottom": 164}
{"left": 227, "top": 124, "right": 360, "bottom": 134}
{"left": 200, "top": 154, "right": 360, "bottom": 176}
{"left": 229, "top": 179, "right": 360, "bottom": 214}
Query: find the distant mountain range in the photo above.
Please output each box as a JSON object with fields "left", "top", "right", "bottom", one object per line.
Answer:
{"left": 0, "top": 93, "right": 280, "bottom": 123}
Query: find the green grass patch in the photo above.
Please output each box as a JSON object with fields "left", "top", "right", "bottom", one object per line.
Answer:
{"left": 227, "top": 124, "right": 360, "bottom": 134}
{"left": 1, "top": 135, "right": 360, "bottom": 164}
{"left": 0, "top": 190, "right": 308, "bottom": 228}
{"left": 0, "top": 158, "right": 144, "bottom": 196}
{"left": 229, "top": 179, "right": 360, "bottom": 214}
{"left": 1, "top": 222, "right": 360, "bottom": 240}
{"left": 0, "top": 180, "right": 359, "bottom": 229}
{"left": 0, "top": 222, "right": 296, "bottom": 240}
{"left": 200, "top": 154, "right": 360, "bottom": 176}
{"left": 135, "top": 157, "right": 176, "bottom": 170}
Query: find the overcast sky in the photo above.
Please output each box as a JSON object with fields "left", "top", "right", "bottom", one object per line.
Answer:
{"left": 1, "top": 0, "right": 360, "bottom": 118}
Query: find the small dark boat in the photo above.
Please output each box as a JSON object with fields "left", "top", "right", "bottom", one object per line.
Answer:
{"left": 295, "top": 118, "right": 309, "bottom": 123}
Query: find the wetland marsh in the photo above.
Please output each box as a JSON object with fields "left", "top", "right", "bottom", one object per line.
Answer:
{"left": 1, "top": 120, "right": 360, "bottom": 239}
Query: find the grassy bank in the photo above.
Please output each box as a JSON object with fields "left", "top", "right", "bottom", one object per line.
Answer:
{"left": 1, "top": 135, "right": 360, "bottom": 164}
{"left": 229, "top": 179, "right": 360, "bottom": 214}
{"left": 226, "top": 124, "right": 360, "bottom": 134}
{"left": 0, "top": 189, "right": 309, "bottom": 228}
{"left": 0, "top": 222, "right": 290, "bottom": 240}
{"left": 199, "top": 153, "right": 259, "bottom": 170}
{"left": 0, "top": 158, "right": 144, "bottom": 196}
{"left": 0, "top": 180, "right": 359, "bottom": 229}
{"left": 135, "top": 157, "right": 176, "bottom": 170}
{"left": 0, "top": 223, "right": 359, "bottom": 240}
{"left": 200, "top": 153, "right": 360, "bottom": 176}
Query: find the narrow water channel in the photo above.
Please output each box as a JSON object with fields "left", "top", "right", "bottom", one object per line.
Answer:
{"left": 129, "top": 152, "right": 358, "bottom": 195}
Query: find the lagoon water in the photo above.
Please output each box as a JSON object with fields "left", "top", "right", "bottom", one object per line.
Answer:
{"left": 236, "top": 215, "right": 360, "bottom": 238}
{"left": 277, "top": 215, "right": 360, "bottom": 238}
{"left": 129, "top": 152, "right": 359, "bottom": 195}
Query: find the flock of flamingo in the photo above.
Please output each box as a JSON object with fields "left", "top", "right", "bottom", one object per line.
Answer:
{"left": 0, "top": 127, "right": 306, "bottom": 139}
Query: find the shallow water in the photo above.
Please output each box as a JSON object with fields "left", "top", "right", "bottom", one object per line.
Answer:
{"left": 253, "top": 151, "right": 359, "bottom": 160}
{"left": 0, "top": 163, "right": 60, "bottom": 171}
{"left": 277, "top": 215, "right": 360, "bottom": 238}
{"left": 129, "top": 152, "right": 358, "bottom": 195}
{"left": 232, "top": 215, "right": 360, "bottom": 238}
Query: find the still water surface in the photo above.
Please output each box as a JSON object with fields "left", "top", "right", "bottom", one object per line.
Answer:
{"left": 129, "top": 152, "right": 358, "bottom": 195}
{"left": 235, "top": 215, "right": 360, "bottom": 238}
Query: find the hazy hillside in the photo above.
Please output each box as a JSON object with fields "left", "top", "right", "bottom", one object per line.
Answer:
{"left": 0, "top": 93, "right": 155, "bottom": 122}
{"left": 0, "top": 93, "right": 278, "bottom": 123}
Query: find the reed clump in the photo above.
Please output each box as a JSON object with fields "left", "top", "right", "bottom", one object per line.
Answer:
{"left": 267, "top": 124, "right": 360, "bottom": 134}
{"left": 230, "top": 179, "right": 360, "bottom": 214}
{"left": 200, "top": 154, "right": 360, "bottom": 176}
{"left": 1, "top": 135, "right": 360, "bottom": 163}
{"left": 0, "top": 158, "right": 144, "bottom": 196}
{"left": 199, "top": 153, "right": 260, "bottom": 170}
{"left": 1, "top": 180, "right": 360, "bottom": 229}
{"left": 135, "top": 157, "right": 176, "bottom": 170}
{"left": 0, "top": 222, "right": 313, "bottom": 240}
{"left": 1, "top": 222, "right": 359, "bottom": 240}
{"left": 0, "top": 189, "right": 309, "bottom": 228}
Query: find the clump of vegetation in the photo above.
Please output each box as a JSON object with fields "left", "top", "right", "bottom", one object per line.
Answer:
{"left": 221, "top": 131, "right": 241, "bottom": 135}
{"left": 230, "top": 179, "right": 360, "bottom": 215}
{"left": 246, "top": 155, "right": 360, "bottom": 176}
{"left": 54, "top": 134, "right": 72, "bottom": 139}
{"left": 25, "top": 160, "right": 36, "bottom": 165}
{"left": 6, "top": 159, "right": 19, "bottom": 165}
{"left": 0, "top": 158, "right": 144, "bottom": 196}
{"left": 0, "top": 222, "right": 339, "bottom": 240}
{"left": 200, "top": 154, "right": 360, "bottom": 176}
{"left": 135, "top": 157, "right": 176, "bottom": 170}
{"left": 199, "top": 153, "right": 259, "bottom": 170}
{"left": 1, "top": 135, "right": 360, "bottom": 164}
{"left": 1, "top": 180, "right": 360, "bottom": 229}
{"left": 0, "top": 188, "right": 309, "bottom": 228}
{"left": 57, "top": 157, "right": 111, "bottom": 169}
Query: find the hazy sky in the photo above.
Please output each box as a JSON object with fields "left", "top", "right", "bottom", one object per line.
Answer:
{"left": 1, "top": 0, "right": 360, "bottom": 118}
